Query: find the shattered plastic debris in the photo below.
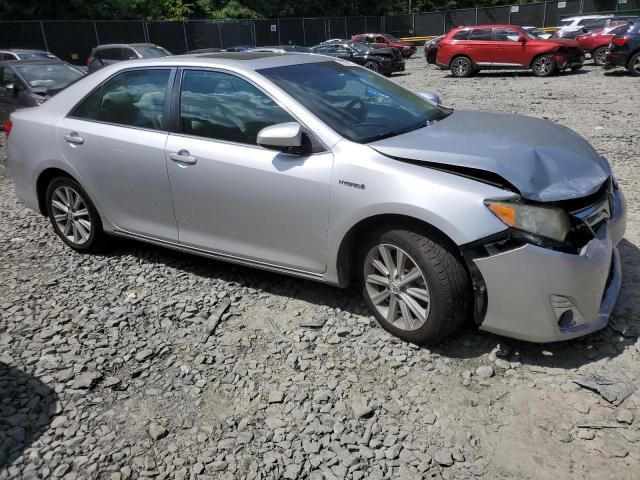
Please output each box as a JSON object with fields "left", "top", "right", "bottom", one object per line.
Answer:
{"left": 573, "top": 374, "right": 636, "bottom": 406}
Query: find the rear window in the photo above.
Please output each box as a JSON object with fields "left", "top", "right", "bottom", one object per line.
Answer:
{"left": 452, "top": 30, "right": 470, "bottom": 40}
{"left": 469, "top": 29, "right": 493, "bottom": 41}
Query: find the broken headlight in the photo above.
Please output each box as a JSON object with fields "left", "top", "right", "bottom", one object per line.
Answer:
{"left": 485, "top": 200, "right": 571, "bottom": 243}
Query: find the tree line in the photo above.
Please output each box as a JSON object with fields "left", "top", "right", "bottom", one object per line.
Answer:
{"left": 0, "top": 0, "right": 539, "bottom": 21}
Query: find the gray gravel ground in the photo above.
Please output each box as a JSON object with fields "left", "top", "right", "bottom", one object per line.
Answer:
{"left": 1, "top": 58, "right": 639, "bottom": 480}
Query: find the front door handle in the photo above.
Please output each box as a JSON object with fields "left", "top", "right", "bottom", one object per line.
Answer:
{"left": 63, "top": 132, "right": 84, "bottom": 145}
{"left": 169, "top": 150, "right": 197, "bottom": 165}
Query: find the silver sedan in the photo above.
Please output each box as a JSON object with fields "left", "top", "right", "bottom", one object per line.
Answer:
{"left": 6, "top": 52, "right": 626, "bottom": 344}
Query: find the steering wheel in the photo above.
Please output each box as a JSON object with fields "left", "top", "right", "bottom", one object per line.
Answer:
{"left": 345, "top": 98, "right": 368, "bottom": 123}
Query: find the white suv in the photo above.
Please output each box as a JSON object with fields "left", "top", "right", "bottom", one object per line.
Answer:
{"left": 555, "top": 15, "right": 610, "bottom": 38}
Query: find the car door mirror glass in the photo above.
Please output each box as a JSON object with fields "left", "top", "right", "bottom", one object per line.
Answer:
{"left": 257, "top": 122, "right": 303, "bottom": 152}
{"left": 518, "top": 34, "right": 528, "bottom": 43}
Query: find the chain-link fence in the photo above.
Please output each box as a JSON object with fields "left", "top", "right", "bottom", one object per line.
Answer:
{"left": 1, "top": 0, "right": 638, "bottom": 64}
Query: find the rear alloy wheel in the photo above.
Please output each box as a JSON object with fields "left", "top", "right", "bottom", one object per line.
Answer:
{"left": 628, "top": 52, "right": 640, "bottom": 76}
{"left": 364, "top": 61, "right": 380, "bottom": 73}
{"left": 593, "top": 46, "right": 608, "bottom": 66}
{"left": 532, "top": 54, "right": 557, "bottom": 77}
{"left": 46, "top": 177, "right": 106, "bottom": 252}
{"left": 450, "top": 56, "right": 473, "bottom": 78}
{"left": 360, "top": 228, "right": 470, "bottom": 345}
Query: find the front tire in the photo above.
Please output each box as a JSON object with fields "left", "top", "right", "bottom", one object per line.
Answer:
{"left": 46, "top": 177, "right": 106, "bottom": 252}
{"left": 627, "top": 52, "right": 640, "bottom": 76}
{"left": 532, "top": 54, "right": 557, "bottom": 77}
{"left": 363, "top": 61, "right": 380, "bottom": 73}
{"left": 450, "top": 56, "right": 474, "bottom": 78}
{"left": 359, "top": 228, "right": 471, "bottom": 345}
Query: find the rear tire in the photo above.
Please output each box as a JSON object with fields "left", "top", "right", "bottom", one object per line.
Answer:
{"left": 627, "top": 52, "right": 640, "bottom": 76}
{"left": 593, "top": 46, "right": 608, "bottom": 66}
{"left": 450, "top": 56, "right": 474, "bottom": 78}
{"left": 45, "top": 177, "right": 107, "bottom": 253}
{"left": 359, "top": 228, "right": 471, "bottom": 345}
{"left": 532, "top": 54, "right": 557, "bottom": 77}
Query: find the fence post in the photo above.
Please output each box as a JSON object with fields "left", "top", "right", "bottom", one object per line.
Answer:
{"left": 218, "top": 22, "right": 223, "bottom": 48}
{"left": 92, "top": 21, "right": 99, "bottom": 45}
{"left": 277, "top": 19, "right": 281, "bottom": 44}
{"left": 442, "top": 12, "right": 446, "bottom": 34}
{"left": 542, "top": 2, "right": 547, "bottom": 27}
{"left": 39, "top": 21, "right": 49, "bottom": 51}
{"left": 344, "top": 17, "right": 348, "bottom": 37}
{"left": 182, "top": 21, "right": 189, "bottom": 51}
{"left": 412, "top": 13, "right": 415, "bottom": 34}
{"left": 508, "top": 6, "right": 512, "bottom": 25}
{"left": 579, "top": 0, "right": 584, "bottom": 13}
{"left": 475, "top": 7, "right": 478, "bottom": 25}
{"left": 302, "top": 18, "right": 306, "bottom": 46}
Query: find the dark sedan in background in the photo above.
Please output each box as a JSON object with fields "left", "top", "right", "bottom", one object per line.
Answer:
{"left": 87, "top": 43, "right": 171, "bottom": 72}
{"left": 423, "top": 35, "right": 444, "bottom": 64}
{"left": 606, "top": 21, "right": 640, "bottom": 75}
{"left": 311, "top": 41, "right": 405, "bottom": 74}
{"left": 0, "top": 59, "right": 85, "bottom": 122}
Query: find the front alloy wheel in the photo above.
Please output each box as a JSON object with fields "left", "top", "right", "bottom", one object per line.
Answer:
{"left": 532, "top": 54, "right": 556, "bottom": 77}
{"left": 450, "top": 57, "right": 473, "bottom": 78}
{"left": 364, "top": 61, "right": 379, "bottom": 72}
{"left": 360, "top": 228, "right": 471, "bottom": 345}
{"left": 364, "top": 244, "right": 431, "bottom": 332}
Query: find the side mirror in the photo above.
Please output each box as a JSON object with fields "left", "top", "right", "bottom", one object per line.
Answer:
{"left": 257, "top": 122, "right": 303, "bottom": 152}
{"left": 518, "top": 34, "right": 527, "bottom": 43}
{"left": 4, "top": 83, "right": 17, "bottom": 95}
{"left": 418, "top": 91, "right": 441, "bottom": 105}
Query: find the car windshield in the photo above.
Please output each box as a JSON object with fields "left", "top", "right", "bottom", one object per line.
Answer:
{"left": 384, "top": 34, "right": 400, "bottom": 42}
{"left": 16, "top": 52, "right": 57, "bottom": 60}
{"left": 559, "top": 19, "right": 574, "bottom": 26}
{"left": 525, "top": 28, "right": 544, "bottom": 39}
{"left": 135, "top": 46, "right": 171, "bottom": 57}
{"left": 259, "top": 61, "right": 449, "bottom": 143}
{"left": 14, "top": 63, "right": 84, "bottom": 90}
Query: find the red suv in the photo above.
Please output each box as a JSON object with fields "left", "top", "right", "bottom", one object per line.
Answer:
{"left": 351, "top": 33, "right": 417, "bottom": 58}
{"left": 436, "top": 25, "right": 585, "bottom": 77}
{"left": 576, "top": 22, "right": 632, "bottom": 65}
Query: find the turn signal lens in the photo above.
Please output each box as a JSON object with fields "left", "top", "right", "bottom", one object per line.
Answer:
{"left": 487, "top": 203, "right": 517, "bottom": 226}
{"left": 613, "top": 37, "right": 629, "bottom": 46}
{"left": 3, "top": 120, "right": 12, "bottom": 138}
{"left": 485, "top": 200, "right": 571, "bottom": 243}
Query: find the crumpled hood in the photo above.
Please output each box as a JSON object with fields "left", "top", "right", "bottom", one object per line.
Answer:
{"left": 369, "top": 110, "right": 609, "bottom": 202}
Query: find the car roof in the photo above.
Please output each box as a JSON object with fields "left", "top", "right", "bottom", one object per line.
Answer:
{"left": 141, "top": 52, "right": 328, "bottom": 70}
{"left": 0, "top": 58, "right": 68, "bottom": 67}
{"left": 563, "top": 15, "right": 609, "bottom": 20}
{"left": 95, "top": 43, "right": 160, "bottom": 48}
{"left": 0, "top": 48, "right": 49, "bottom": 53}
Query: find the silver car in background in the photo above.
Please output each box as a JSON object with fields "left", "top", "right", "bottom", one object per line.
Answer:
{"left": 6, "top": 52, "right": 626, "bottom": 344}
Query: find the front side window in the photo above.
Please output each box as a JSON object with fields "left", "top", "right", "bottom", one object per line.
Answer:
{"left": 179, "top": 70, "right": 294, "bottom": 145}
{"left": 0, "top": 67, "right": 16, "bottom": 88}
{"left": 101, "top": 48, "right": 122, "bottom": 61}
{"left": 260, "top": 61, "right": 449, "bottom": 144}
{"left": 70, "top": 69, "right": 170, "bottom": 130}
{"left": 494, "top": 28, "right": 521, "bottom": 42}
{"left": 469, "top": 28, "right": 493, "bottom": 41}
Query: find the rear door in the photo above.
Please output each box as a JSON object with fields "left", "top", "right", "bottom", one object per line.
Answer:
{"left": 57, "top": 67, "right": 178, "bottom": 240}
{"left": 466, "top": 28, "right": 496, "bottom": 65}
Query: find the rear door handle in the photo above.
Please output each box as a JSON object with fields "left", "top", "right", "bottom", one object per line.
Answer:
{"left": 169, "top": 150, "right": 197, "bottom": 165}
{"left": 64, "top": 132, "right": 84, "bottom": 145}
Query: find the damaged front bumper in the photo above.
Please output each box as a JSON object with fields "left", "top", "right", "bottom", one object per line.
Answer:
{"left": 466, "top": 187, "right": 626, "bottom": 343}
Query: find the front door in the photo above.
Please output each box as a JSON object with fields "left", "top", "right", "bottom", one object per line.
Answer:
{"left": 493, "top": 28, "right": 528, "bottom": 67}
{"left": 57, "top": 67, "right": 178, "bottom": 241}
{"left": 165, "top": 69, "right": 333, "bottom": 273}
{"left": 466, "top": 28, "right": 497, "bottom": 65}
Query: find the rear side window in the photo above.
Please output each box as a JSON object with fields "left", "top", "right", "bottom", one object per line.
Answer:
{"left": 69, "top": 69, "right": 171, "bottom": 131}
{"left": 179, "top": 69, "right": 294, "bottom": 145}
{"left": 469, "top": 29, "right": 493, "bottom": 41}
{"left": 101, "top": 48, "right": 123, "bottom": 61}
{"left": 452, "top": 30, "right": 470, "bottom": 40}
{"left": 122, "top": 48, "right": 137, "bottom": 60}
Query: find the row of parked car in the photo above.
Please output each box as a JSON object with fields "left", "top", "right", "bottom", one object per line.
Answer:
{"left": 424, "top": 15, "right": 640, "bottom": 77}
